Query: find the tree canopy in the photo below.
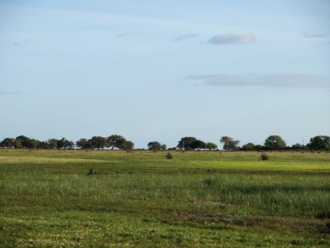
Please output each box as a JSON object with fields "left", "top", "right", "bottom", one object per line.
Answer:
{"left": 220, "top": 136, "right": 240, "bottom": 150}
{"left": 148, "top": 141, "right": 161, "bottom": 151}
{"left": 242, "top": 143, "right": 255, "bottom": 151}
{"left": 190, "top": 140, "right": 206, "bottom": 150}
{"left": 264, "top": 135, "right": 286, "bottom": 149}
{"left": 177, "top": 137, "right": 197, "bottom": 150}
{"left": 205, "top": 142, "right": 217, "bottom": 150}
{"left": 308, "top": 135, "right": 330, "bottom": 150}
{"left": 107, "top": 135, "right": 126, "bottom": 150}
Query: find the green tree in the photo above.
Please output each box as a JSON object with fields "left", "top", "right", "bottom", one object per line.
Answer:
{"left": 125, "top": 140, "right": 134, "bottom": 150}
{"left": 242, "top": 143, "right": 255, "bottom": 151}
{"left": 177, "top": 137, "right": 197, "bottom": 150}
{"left": 190, "top": 140, "right": 206, "bottom": 150}
{"left": 264, "top": 135, "right": 286, "bottom": 150}
{"left": 205, "top": 142, "right": 217, "bottom": 150}
{"left": 291, "top": 143, "right": 302, "bottom": 150}
{"left": 148, "top": 141, "right": 161, "bottom": 151}
{"left": 27, "top": 139, "right": 39, "bottom": 149}
{"left": 161, "top": 144, "right": 167, "bottom": 151}
{"left": 0, "top": 138, "right": 15, "bottom": 148}
{"left": 16, "top": 135, "right": 31, "bottom": 148}
{"left": 39, "top": 141, "right": 50, "bottom": 149}
{"left": 48, "top": 139, "right": 58, "bottom": 149}
{"left": 57, "top": 138, "right": 75, "bottom": 149}
{"left": 76, "top": 138, "right": 88, "bottom": 149}
{"left": 13, "top": 139, "right": 23, "bottom": 149}
{"left": 90, "top": 136, "right": 107, "bottom": 150}
{"left": 307, "top": 135, "right": 330, "bottom": 150}
{"left": 107, "top": 135, "right": 126, "bottom": 150}
{"left": 220, "top": 136, "right": 230, "bottom": 150}
{"left": 220, "top": 136, "right": 240, "bottom": 150}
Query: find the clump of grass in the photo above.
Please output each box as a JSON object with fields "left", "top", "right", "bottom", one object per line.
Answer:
{"left": 203, "top": 178, "right": 213, "bottom": 186}
{"left": 261, "top": 153, "right": 269, "bottom": 160}
{"left": 166, "top": 152, "right": 173, "bottom": 159}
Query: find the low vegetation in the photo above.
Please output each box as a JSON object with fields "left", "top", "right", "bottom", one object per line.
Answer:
{"left": 0, "top": 149, "right": 329, "bottom": 247}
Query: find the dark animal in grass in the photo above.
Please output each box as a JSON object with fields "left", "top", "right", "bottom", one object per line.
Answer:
{"left": 87, "top": 168, "right": 97, "bottom": 175}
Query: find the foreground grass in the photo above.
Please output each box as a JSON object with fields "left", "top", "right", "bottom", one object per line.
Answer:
{"left": 0, "top": 149, "right": 329, "bottom": 247}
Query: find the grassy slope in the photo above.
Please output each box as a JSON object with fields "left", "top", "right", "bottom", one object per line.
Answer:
{"left": 0, "top": 149, "right": 329, "bottom": 247}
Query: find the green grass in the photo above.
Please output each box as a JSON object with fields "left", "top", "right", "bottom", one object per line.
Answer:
{"left": 0, "top": 149, "right": 329, "bottom": 247}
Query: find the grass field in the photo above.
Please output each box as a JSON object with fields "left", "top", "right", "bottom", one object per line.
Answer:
{"left": 0, "top": 149, "right": 330, "bottom": 247}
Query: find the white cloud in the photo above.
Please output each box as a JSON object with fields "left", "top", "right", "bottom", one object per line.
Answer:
{"left": 207, "top": 34, "right": 255, "bottom": 45}
{"left": 187, "top": 74, "right": 330, "bottom": 87}
{"left": 173, "top": 34, "right": 198, "bottom": 42}
{"left": 303, "top": 33, "right": 327, "bottom": 38}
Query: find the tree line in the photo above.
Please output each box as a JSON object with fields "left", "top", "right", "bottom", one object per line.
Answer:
{"left": 0, "top": 134, "right": 329, "bottom": 151}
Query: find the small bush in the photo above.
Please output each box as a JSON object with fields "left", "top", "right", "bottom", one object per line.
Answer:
{"left": 261, "top": 153, "right": 269, "bottom": 160}
{"left": 166, "top": 152, "right": 173, "bottom": 159}
{"left": 203, "top": 178, "right": 213, "bottom": 186}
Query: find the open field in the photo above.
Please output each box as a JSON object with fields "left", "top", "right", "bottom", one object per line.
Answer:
{"left": 0, "top": 149, "right": 330, "bottom": 247}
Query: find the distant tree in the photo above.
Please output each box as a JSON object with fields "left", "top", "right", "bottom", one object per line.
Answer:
{"left": 13, "top": 139, "right": 23, "bottom": 149}
{"left": 291, "top": 143, "right": 302, "bottom": 150}
{"left": 57, "top": 138, "right": 65, "bottom": 149}
{"left": 307, "top": 135, "right": 330, "bottom": 151}
{"left": 39, "top": 141, "right": 50, "bottom": 149}
{"left": 264, "top": 135, "right": 286, "bottom": 150}
{"left": 242, "top": 143, "right": 255, "bottom": 151}
{"left": 220, "top": 136, "right": 230, "bottom": 150}
{"left": 107, "top": 135, "right": 126, "bottom": 150}
{"left": 0, "top": 138, "right": 15, "bottom": 148}
{"left": 90, "top": 136, "right": 107, "bottom": 150}
{"left": 64, "top": 140, "right": 75, "bottom": 149}
{"left": 148, "top": 141, "right": 161, "bottom": 151}
{"left": 177, "top": 137, "right": 197, "bottom": 150}
{"left": 86, "top": 139, "right": 95, "bottom": 150}
{"left": 125, "top": 140, "right": 134, "bottom": 150}
{"left": 76, "top": 138, "right": 88, "bottom": 149}
{"left": 27, "top": 139, "right": 39, "bottom": 149}
{"left": 220, "top": 136, "right": 240, "bottom": 150}
{"left": 16, "top": 135, "right": 31, "bottom": 148}
{"left": 56, "top": 138, "right": 75, "bottom": 149}
{"left": 161, "top": 144, "right": 167, "bottom": 151}
{"left": 255, "top": 145, "right": 263, "bottom": 151}
{"left": 205, "top": 142, "right": 218, "bottom": 150}
{"left": 190, "top": 140, "right": 206, "bottom": 150}
{"left": 48, "top": 139, "right": 58, "bottom": 149}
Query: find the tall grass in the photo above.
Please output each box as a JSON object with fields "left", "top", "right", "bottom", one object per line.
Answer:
{"left": 1, "top": 171, "right": 329, "bottom": 218}
{"left": 1, "top": 150, "right": 330, "bottom": 247}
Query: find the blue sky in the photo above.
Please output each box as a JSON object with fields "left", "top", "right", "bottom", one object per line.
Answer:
{"left": 1, "top": 0, "right": 329, "bottom": 148}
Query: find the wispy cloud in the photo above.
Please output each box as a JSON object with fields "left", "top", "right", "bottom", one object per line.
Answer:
{"left": 0, "top": 91, "right": 20, "bottom": 94}
{"left": 117, "top": 33, "right": 127, "bottom": 38}
{"left": 9, "top": 39, "right": 31, "bottom": 47}
{"left": 173, "top": 34, "right": 198, "bottom": 42}
{"left": 207, "top": 34, "right": 255, "bottom": 45}
{"left": 303, "top": 32, "right": 327, "bottom": 38}
{"left": 186, "top": 74, "right": 330, "bottom": 87}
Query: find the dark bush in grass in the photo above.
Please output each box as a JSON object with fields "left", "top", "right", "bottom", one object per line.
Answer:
{"left": 166, "top": 152, "right": 173, "bottom": 159}
{"left": 203, "top": 178, "right": 213, "bottom": 186}
{"left": 261, "top": 153, "right": 269, "bottom": 160}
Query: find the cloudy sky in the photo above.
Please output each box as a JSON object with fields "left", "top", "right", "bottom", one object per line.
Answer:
{"left": 1, "top": 0, "right": 329, "bottom": 148}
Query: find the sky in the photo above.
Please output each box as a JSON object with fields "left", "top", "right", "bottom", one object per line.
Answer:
{"left": 0, "top": 0, "right": 329, "bottom": 148}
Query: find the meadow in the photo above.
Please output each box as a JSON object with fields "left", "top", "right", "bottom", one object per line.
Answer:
{"left": 0, "top": 149, "right": 329, "bottom": 247}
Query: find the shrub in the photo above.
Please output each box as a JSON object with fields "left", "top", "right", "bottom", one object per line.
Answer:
{"left": 261, "top": 153, "right": 269, "bottom": 160}
{"left": 166, "top": 152, "right": 173, "bottom": 159}
{"left": 203, "top": 178, "right": 213, "bottom": 186}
